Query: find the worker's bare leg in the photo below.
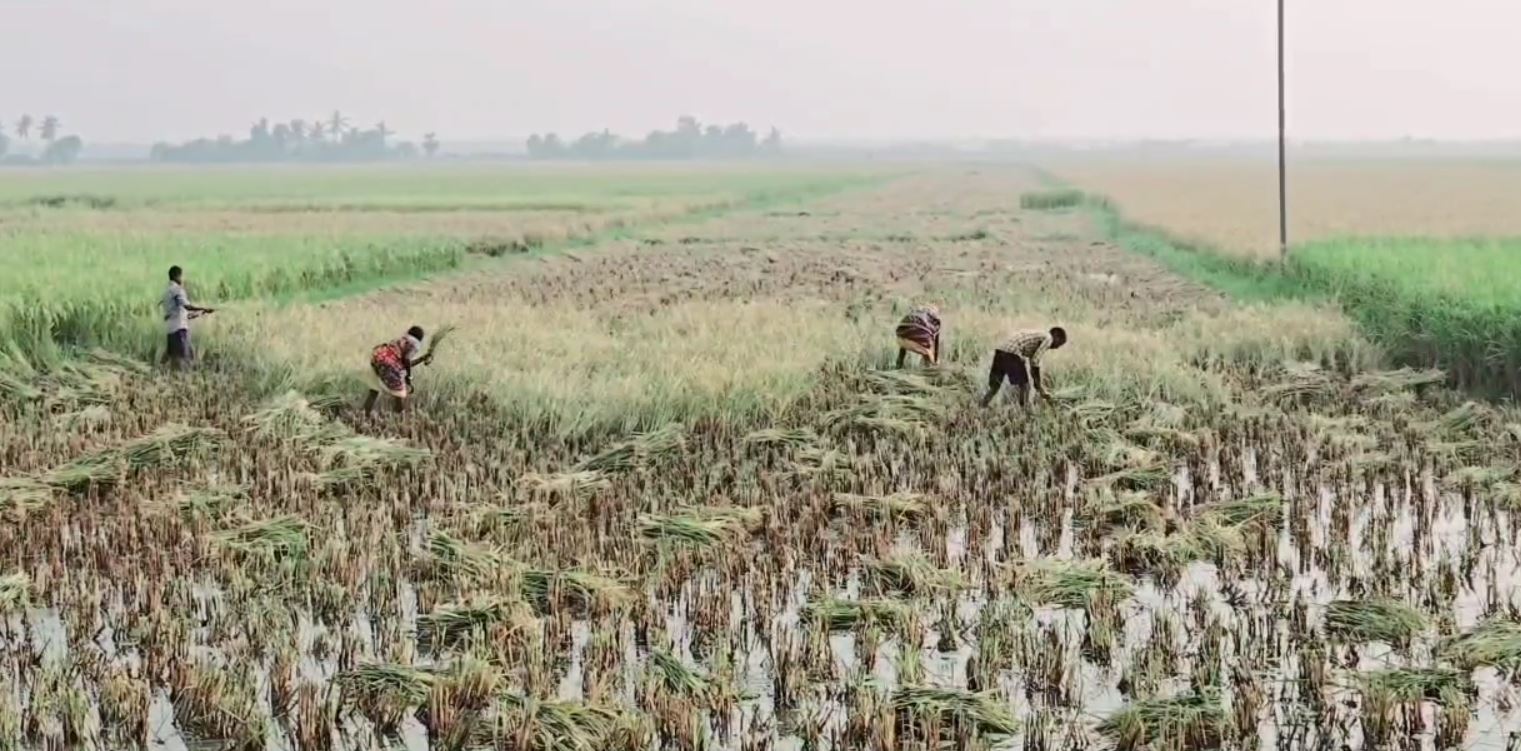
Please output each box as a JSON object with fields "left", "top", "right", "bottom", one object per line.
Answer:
{"left": 394, "top": 396, "right": 407, "bottom": 413}
{"left": 1016, "top": 384, "right": 1033, "bottom": 408}
{"left": 895, "top": 348, "right": 907, "bottom": 369}
{"left": 980, "top": 361, "right": 1005, "bottom": 407}
{"left": 364, "top": 390, "right": 380, "bottom": 414}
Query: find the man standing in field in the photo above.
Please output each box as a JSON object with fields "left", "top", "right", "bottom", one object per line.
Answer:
{"left": 981, "top": 327, "right": 1067, "bottom": 407}
{"left": 161, "top": 265, "right": 214, "bottom": 370}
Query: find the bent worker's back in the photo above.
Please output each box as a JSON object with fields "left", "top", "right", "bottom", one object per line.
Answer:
{"left": 982, "top": 326, "right": 1067, "bottom": 407}
{"left": 895, "top": 304, "right": 942, "bottom": 367}
{"left": 997, "top": 329, "right": 1053, "bottom": 364}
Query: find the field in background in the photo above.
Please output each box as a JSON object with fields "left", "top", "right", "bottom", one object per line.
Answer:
{"left": 0, "top": 163, "right": 880, "bottom": 360}
{"left": 9, "top": 164, "right": 1521, "bottom": 750}
{"left": 1049, "top": 157, "right": 1521, "bottom": 259}
{"left": 1050, "top": 156, "right": 1521, "bottom": 396}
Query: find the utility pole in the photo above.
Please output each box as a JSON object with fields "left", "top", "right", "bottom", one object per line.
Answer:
{"left": 1278, "top": 0, "right": 1288, "bottom": 261}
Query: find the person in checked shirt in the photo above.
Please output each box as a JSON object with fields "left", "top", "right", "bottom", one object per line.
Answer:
{"left": 981, "top": 327, "right": 1067, "bottom": 407}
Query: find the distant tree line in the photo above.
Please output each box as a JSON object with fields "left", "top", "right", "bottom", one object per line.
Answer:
{"left": 150, "top": 111, "right": 441, "bottom": 163}
{"left": 0, "top": 113, "right": 85, "bottom": 165}
{"left": 527, "top": 116, "right": 781, "bottom": 160}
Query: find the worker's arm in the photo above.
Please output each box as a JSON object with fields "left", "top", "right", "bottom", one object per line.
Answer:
{"left": 184, "top": 291, "right": 213, "bottom": 314}
{"left": 932, "top": 331, "right": 941, "bottom": 363}
{"left": 176, "top": 286, "right": 214, "bottom": 315}
{"left": 1032, "top": 364, "right": 1049, "bottom": 399}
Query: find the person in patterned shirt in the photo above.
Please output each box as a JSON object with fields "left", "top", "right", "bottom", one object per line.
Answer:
{"left": 894, "top": 304, "right": 942, "bottom": 367}
{"left": 981, "top": 327, "right": 1067, "bottom": 407}
{"left": 364, "top": 326, "right": 431, "bottom": 414}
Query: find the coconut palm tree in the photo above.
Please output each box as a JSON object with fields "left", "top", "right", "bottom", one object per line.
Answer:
{"left": 39, "top": 116, "right": 60, "bottom": 142}
{"left": 373, "top": 121, "right": 393, "bottom": 143}
{"left": 310, "top": 121, "right": 327, "bottom": 142}
{"left": 327, "top": 111, "right": 349, "bottom": 139}
{"left": 290, "top": 119, "right": 307, "bottom": 143}
{"left": 16, "top": 115, "right": 33, "bottom": 139}
{"left": 422, "top": 132, "right": 439, "bottom": 158}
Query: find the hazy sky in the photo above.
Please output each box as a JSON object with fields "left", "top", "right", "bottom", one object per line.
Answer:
{"left": 4, "top": 0, "right": 1517, "bottom": 142}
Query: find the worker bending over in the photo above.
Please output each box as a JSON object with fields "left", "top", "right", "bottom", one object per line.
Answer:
{"left": 894, "top": 304, "right": 942, "bottom": 368}
{"left": 981, "top": 327, "right": 1067, "bottom": 407}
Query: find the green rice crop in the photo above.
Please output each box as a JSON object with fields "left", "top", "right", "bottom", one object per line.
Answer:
{"left": 1088, "top": 193, "right": 1521, "bottom": 397}
{"left": 2, "top": 232, "right": 469, "bottom": 358}
{"left": 574, "top": 424, "right": 686, "bottom": 473}
{"left": 804, "top": 597, "right": 911, "bottom": 633}
{"left": 1324, "top": 599, "right": 1427, "bottom": 647}
{"left": 1013, "top": 559, "right": 1135, "bottom": 609}
{"left": 648, "top": 648, "right": 718, "bottom": 699}
{"left": 1076, "top": 491, "right": 1165, "bottom": 534}
{"left": 1020, "top": 189, "right": 1086, "bottom": 210}
{"left": 418, "top": 530, "right": 503, "bottom": 583}
{"left": 517, "top": 565, "right": 631, "bottom": 613}
{"left": 637, "top": 506, "right": 760, "bottom": 548}
{"left": 1357, "top": 667, "right": 1473, "bottom": 707}
{"left": 861, "top": 552, "right": 968, "bottom": 595}
{"left": 417, "top": 598, "right": 533, "bottom": 648}
{"left": 831, "top": 491, "right": 935, "bottom": 522}
{"left": 483, "top": 692, "right": 636, "bottom": 751}
{"left": 1098, "top": 692, "right": 1228, "bottom": 751}
{"left": 0, "top": 165, "right": 879, "bottom": 360}
{"left": 336, "top": 663, "right": 436, "bottom": 733}
{"left": 213, "top": 515, "right": 311, "bottom": 561}
{"left": 892, "top": 686, "right": 1020, "bottom": 739}
{"left": 518, "top": 471, "right": 610, "bottom": 498}
{"left": 1437, "top": 619, "right": 1521, "bottom": 672}
{"left": 1197, "top": 493, "right": 1283, "bottom": 529}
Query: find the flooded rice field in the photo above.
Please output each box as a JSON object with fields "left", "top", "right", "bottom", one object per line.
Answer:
{"left": 4, "top": 171, "right": 1521, "bottom": 750}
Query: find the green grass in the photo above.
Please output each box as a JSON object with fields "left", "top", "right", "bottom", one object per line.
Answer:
{"left": 1020, "top": 188, "right": 1086, "bottom": 210}
{"left": 1091, "top": 206, "right": 1314, "bottom": 303}
{"left": 1088, "top": 196, "right": 1521, "bottom": 397}
{"left": 1289, "top": 237, "right": 1521, "bottom": 393}
{"left": 0, "top": 165, "right": 881, "bottom": 360}
{"left": 3, "top": 232, "right": 468, "bottom": 358}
